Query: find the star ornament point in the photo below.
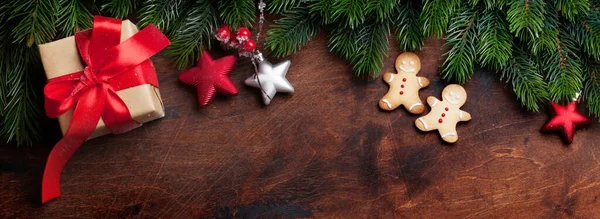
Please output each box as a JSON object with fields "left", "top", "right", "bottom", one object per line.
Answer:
{"left": 179, "top": 51, "right": 238, "bottom": 107}
{"left": 541, "top": 102, "right": 591, "bottom": 144}
{"left": 245, "top": 59, "right": 294, "bottom": 105}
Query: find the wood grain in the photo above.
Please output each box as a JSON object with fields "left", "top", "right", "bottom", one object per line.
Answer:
{"left": 1, "top": 34, "right": 600, "bottom": 218}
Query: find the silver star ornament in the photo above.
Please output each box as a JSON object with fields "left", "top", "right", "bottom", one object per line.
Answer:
{"left": 245, "top": 59, "right": 294, "bottom": 105}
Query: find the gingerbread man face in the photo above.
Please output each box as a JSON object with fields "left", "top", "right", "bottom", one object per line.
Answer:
{"left": 395, "top": 52, "right": 421, "bottom": 75}
{"left": 441, "top": 84, "right": 467, "bottom": 107}
{"left": 379, "top": 52, "right": 430, "bottom": 114}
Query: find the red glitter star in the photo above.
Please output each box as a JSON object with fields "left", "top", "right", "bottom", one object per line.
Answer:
{"left": 541, "top": 102, "right": 591, "bottom": 144}
{"left": 179, "top": 51, "right": 238, "bottom": 107}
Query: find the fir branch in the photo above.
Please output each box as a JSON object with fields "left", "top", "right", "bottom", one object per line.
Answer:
{"left": 328, "top": 24, "right": 363, "bottom": 60}
{"left": 392, "top": 1, "right": 423, "bottom": 51}
{"left": 367, "top": 0, "right": 396, "bottom": 21}
{"left": 592, "top": 0, "right": 600, "bottom": 9}
{"left": 218, "top": 0, "right": 255, "bottom": 29}
{"left": 420, "top": 0, "right": 458, "bottom": 38}
{"left": 582, "top": 56, "right": 600, "bottom": 117}
{"left": 470, "top": 0, "right": 508, "bottom": 9}
{"left": 349, "top": 20, "right": 390, "bottom": 77}
{"left": 0, "top": 43, "right": 41, "bottom": 146}
{"left": 138, "top": 0, "right": 190, "bottom": 36}
{"left": 507, "top": 0, "right": 545, "bottom": 39}
{"left": 266, "top": 5, "right": 321, "bottom": 58}
{"left": 543, "top": 26, "right": 583, "bottom": 102}
{"left": 165, "top": 0, "right": 217, "bottom": 69}
{"left": 578, "top": 11, "right": 600, "bottom": 60}
{"left": 328, "top": 20, "right": 389, "bottom": 77}
{"left": 555, "top": 0, "right": 590, "bottom": 21}
{"left": 309, "top": 0, "right": 335, "bottom": 24}
{"left": 501, "top": 45, "right": 549, "bottom": 112}
{"left": 530, "top": 3, "right": 559, "bottom": 55}
{"left": 57, "top": 0, "right": 94, "bottom": 37}
{"left": 331, "top": 0, "right": 367, "bottom": 29}
{"left": 9, "top": 0, "right": 58, "bottom": 47}
{"left": 0, "top": 4, "right": 10, "bottom": 111}
{"left": 477, "top": 9, "right": 512, "bottom": 70}
{"left": 101, "top": 0, "right": 139, "bottom": 19}
{"left": 267, "top": 0, "right": 304, "bottom": 14}
{"left": 441, "top": 7, "right": 478, "bottom": 83}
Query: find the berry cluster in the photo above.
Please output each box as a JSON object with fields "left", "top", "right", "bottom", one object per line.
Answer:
{"left": 216, "top": 26, "right": 257, "bottom": 57}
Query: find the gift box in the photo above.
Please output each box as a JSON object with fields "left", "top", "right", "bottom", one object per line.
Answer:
{"left": 39, "top": 20, "right": 164, "bottom": 139}
{"left": 39, "top": 16, "right": 170, "bottom": 204}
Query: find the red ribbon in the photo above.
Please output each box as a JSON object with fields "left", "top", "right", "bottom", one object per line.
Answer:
{"left": 41, "top": 16, "right": 170, "bottom": 203}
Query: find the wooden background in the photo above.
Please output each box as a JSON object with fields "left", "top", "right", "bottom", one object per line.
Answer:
{"left": 1, "top": 34, "right": 600, "bottom": 218}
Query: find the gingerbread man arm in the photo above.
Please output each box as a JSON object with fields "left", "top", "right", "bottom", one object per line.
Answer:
{"left": 417, "top": 76, "right": 430, "bottom": 88}
{"left": 458, "top": 110, "right": 471, "bottom": 121}
{"left": 382, "top": 72, "right": 396, "bottom": 84}
{"left": 427, "top": 96, "right": 440, "bottom": 107}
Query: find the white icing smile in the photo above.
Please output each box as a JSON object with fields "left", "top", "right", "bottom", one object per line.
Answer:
{"left": 399, "top": 66, "right": 415, "bottom": 73}
{"left": 445, "top": 94, "right": 460, "bottom": 105}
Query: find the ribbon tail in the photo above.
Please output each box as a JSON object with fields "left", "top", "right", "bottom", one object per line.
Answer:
{"left": 41, "top": 131, "right": 89, "bottom": 203}
{"left": 41, "top": 87, "right": 106, "bottom": 203}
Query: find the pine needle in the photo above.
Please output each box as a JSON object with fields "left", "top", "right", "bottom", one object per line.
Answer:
{"left": 543, "top": 26, "right": 583, "bottom": 102}
{"left": 9, "top": 0, "right": 58, "bottom": 47}
{"left": 266, "top": 5, "right": 321, "bottom": 58}
{"left": 348, "top": 20, "right": 390, "bottom": 77}
{"left": 268, "top": 0, "right": 303, "bottom": 14}
{"left": 57, "top": 0, "right": 94, "bottom": 37}
{"left": 441, "top": 7, "right": 478, "bottom": 83}
{"left": 421, "top": 0, "right": 458, "bottom": 37}
{"left": 507, "top": 0, "right": 545, "bottom": 39}
{"left": 393, "top": 1, "right": 424, "bottom": 51}
{"left": 477, "top": 9, "right": 512, "bottom": 70}
{"left": 501, "top": 45, "right": 549, "bottom": 112}
{"left": 166, "top": 0, "right": 217, "bottom": 69}
{"left": 219, "top": 0, "right": 255, "bottom": 28}
{"left": 138, "top": 0, "right": 190, "bottom": 36}
{"left": 101, "top": 0, "right": 139, "bottom": 19}
{"left": 582, "top": 56, "right": 600, "bottom": 117}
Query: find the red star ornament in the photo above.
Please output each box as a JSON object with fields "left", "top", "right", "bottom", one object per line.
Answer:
{"left": 541, "top": 102, "right": 591, "bottom": 144}
{"left": 179, "top": 50, "right": 238, "bottom": 107}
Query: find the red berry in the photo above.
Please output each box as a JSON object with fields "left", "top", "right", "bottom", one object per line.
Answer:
{"left": 438, "top": 119, "right": 443, "bottom": 123}
{"left": 237, "top": 27, "right": 251, "bottom": 42}
{"left": 229, "top": 32, "right": 239, "bottom": 44}
{"left": 216, "top": 26, "right": 231, "bottom": 41}
{"left": 441, "top": 113, "right": 446, "bottom": 117}
{"left": 243, "top": 39, "right": 256, "bottom": 51}
{"left": 445, "top": 107, "right": 449, "bottom": 111}
{"left": 401, "top": 84, "right": 404, "bottom": 88}
{"left": 402, "top": 78, "right": 407, "bottom": 82}
{"left": 399, "top": 91, "right": 404, "bottom": 95}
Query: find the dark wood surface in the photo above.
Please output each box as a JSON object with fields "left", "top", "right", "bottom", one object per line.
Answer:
{"left": 2, "top": 34, "right": 600, "bottom": 218}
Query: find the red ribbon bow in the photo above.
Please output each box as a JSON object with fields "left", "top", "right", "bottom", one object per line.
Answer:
{"left": 42, "top": 16, "right": 170, "bottom": 203}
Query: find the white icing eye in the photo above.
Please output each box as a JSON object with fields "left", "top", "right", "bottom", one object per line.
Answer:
{"left": 410, "top": 61, "right": 415, "bottom": 65}
{"left": 402, "top": 60, "right": 407, "bottom": 64}
{"left": 449, "top": 92, "right": 454, "bottom": 96}
{"left": 455, "top": 95, "right": 461, "bottom": 100}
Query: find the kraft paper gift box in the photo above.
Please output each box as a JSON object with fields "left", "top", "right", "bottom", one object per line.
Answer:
{"left": 38, "top": 20, "right": 164, "bottom": 139}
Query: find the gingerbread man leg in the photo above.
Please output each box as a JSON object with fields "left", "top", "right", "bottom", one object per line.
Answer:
{"left": 379, "top": 97, "right": 400, "bottom": 110}
{"left": 438, "top": 124, "right": 459, "bottom": 143}
{"left": 403, "top": 98, "right": 425, "bottom": 114}
{"left": 415, "top": 115, "right": 436, "bottom": 132}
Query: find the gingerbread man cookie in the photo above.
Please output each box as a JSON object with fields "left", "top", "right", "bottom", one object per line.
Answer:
{"left": 415, "top": 84, "right": 471, "bottom": 143}
{"left": 379, "top": 52, "right": 430, "bottom": 114}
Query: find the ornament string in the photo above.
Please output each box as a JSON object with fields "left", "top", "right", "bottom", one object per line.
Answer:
{"left": 250, "top": 0, "right": 272, "bottom": 102}
{"left": 214, "top": 0, "right": 273, "bottom": 101}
